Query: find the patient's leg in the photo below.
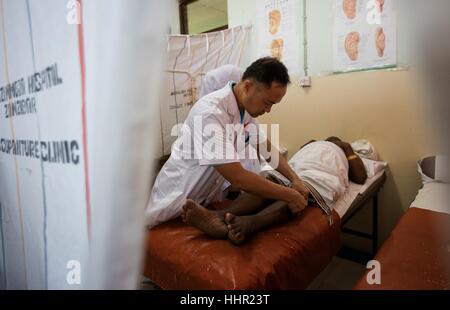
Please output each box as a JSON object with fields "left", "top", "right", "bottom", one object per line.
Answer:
{"left": 225, "top": 201, "right": 293, "bottom": 245}
{"left": 216, "top": 193, "right": 272, "bottom": 217}
{"left": 216, "top": 174, "right": 290, "bottom": 216}
{"left": 181, "top": 194, "right": 270, "bottom": 239}
{"left": 182, "top": 200, "right": 229, "bottom": 239}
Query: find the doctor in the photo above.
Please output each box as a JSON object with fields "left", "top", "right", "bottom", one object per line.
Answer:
{"left": 200, "top": 64, "right": 261, "bottom": 198}
{"left": 146, "top": 57, "right": 309, "bottom": 234}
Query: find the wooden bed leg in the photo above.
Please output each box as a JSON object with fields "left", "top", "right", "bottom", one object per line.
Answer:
{"left": 372, "top": 193, "right": 379, "bottom": 257}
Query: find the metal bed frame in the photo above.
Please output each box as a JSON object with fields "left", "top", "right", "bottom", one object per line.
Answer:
{"left": 337, "top": 172, "right": 386, "bottom": 264}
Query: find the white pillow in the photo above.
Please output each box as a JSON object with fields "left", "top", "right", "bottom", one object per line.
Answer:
{"left": 361, "top": 158, "right": 387, "bottom": 178}
{"left": 351, "top": 140, "right": 379, "bottom": 161}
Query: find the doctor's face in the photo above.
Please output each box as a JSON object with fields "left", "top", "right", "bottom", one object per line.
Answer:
{"left": 243, "top": 80, "right": 287, "bottom": 117}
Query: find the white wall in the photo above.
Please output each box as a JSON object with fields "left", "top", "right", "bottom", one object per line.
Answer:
{"left": 170, "top": 0, "right": 181, "bottom": 34}
{"left": 227, "top": 0, "right": 259, "bottom": 68}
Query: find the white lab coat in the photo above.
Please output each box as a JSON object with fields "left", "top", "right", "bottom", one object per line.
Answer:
{"left": 146, "top": 82, "right": 261, "bottom": 228}
{"left": 200, "top": 65, "right": 262, "bottom": 192}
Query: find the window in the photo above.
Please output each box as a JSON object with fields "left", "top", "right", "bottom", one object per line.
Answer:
{"left": 179, "top": 0, "right": 228, "bottom": 35}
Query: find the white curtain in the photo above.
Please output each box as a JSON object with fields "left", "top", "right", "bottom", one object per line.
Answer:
{"left": 0, "top": 0, "right": 168, "bottom": 289}
{"left": 159, "top": 25, "right": 252, "bottom": 156}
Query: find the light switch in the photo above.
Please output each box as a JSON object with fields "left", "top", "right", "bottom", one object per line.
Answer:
{"left": 300, "top": 76, "right": 311, "bottom": 88}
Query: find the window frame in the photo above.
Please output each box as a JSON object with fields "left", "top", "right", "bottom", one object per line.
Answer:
{"left": 179, "top": 0, "right": 228, "bottom": 35}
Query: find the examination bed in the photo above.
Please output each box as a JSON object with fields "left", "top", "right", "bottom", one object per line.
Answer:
{"left": 354, "top": 182, "right": 450, "bottom": 290}
{"left": 144, "top": 171, "right": 386, "bottom": 290}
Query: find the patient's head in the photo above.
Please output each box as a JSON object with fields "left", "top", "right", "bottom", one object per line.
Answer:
{"left": 301, "top": 136, "right": 344, "bottom": 149}
{"left": 326, "top": 136, "right": 343, "bottom": 143}
{"left": 238, "top": 57, "right": 290, "bottom": 118}
{"left": 326, "top": 136, "right": 351, "bottom": 152}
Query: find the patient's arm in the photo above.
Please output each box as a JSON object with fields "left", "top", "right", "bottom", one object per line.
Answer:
{"left": 329, "top": 140, "right": 368, "bottom": 184}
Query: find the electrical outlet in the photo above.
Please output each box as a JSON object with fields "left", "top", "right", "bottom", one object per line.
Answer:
{"left": 300, "top": 76, "right": 311, "bottom": 88}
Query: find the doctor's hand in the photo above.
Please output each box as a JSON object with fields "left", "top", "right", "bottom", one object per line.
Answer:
{"left": 291, "top": 178, "right": 310, "bottom": 201}
{"left": 287, "top": 190, "right": 308, "bottom": 216}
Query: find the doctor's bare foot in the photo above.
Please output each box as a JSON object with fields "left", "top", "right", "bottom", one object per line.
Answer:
{"left": 225, "top": 213, "right": 255, "bottom": 245}
{"left": 182, "top": 199, "right": 228, "bottom": 239}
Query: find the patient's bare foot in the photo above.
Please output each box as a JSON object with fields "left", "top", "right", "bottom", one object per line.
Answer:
{"left": 225, "top": 213, "right": 255, "bottom": 245}
{"left": 181, "top": 199, "right": 228, "bottom": 239}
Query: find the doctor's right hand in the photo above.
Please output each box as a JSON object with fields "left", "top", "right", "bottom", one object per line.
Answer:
{"left": 287, "top": 190, "right": 308, "bottom": 216}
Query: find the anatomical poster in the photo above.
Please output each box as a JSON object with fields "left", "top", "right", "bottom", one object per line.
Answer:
{"left": 257, "top": 0, "right": 301, "bottom": 74}
{"left": 333, "top": 0, "right": 397, "bottom": 72}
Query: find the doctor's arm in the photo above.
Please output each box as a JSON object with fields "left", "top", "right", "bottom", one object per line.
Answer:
{"left": 258, "top": 138, "right": 309, "bottom": 199}
{"left": 214, "top": 163, "right": 307, "bottom": 214}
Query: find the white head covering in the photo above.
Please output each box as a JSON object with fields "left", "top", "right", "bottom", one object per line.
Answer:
{"left": 200, "top": 64, "right": 243, "bottom": 98}
{"left": 351, "top": 139, "right": 379, "bottom": 161}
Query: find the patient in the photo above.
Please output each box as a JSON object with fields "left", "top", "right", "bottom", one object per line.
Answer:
{"left": 200, "top": 64, "right": 242, "bottom": 98}
{"left": 182, "top": 136, "right": 367, "bottom": 245}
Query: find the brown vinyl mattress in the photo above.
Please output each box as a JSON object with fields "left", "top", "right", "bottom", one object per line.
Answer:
{"left": 354, "top": 207, "right": 450, "bottom": 290}
{"left": 143, "top": 202, "right": 341, "bottom": 290}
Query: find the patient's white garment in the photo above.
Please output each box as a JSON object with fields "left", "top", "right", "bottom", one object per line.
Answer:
{"left": 288, "top": 141, "right": 349, "bottom": 205}
{"left": 200, "top": 64, "right": 243, "bottom": 98}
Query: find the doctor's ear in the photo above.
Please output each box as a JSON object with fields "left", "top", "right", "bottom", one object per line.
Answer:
{"left": 243, "top": 79, "right": 254, "bottom": 93}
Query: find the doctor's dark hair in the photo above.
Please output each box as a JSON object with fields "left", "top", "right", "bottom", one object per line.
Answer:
{"left": 242, "top": 57, "right": 291, "bottom": 87}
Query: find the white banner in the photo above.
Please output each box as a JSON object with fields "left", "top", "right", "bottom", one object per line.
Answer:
{"left": 333, "top": 0, "right": 397, "bottom": 72}
{"left": 0, "top": 0, "right": 167, "bottom": 289}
